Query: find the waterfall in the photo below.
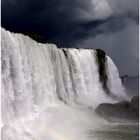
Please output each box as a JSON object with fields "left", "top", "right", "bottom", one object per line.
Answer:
{"left": 1, "top": 28, "right": 128, "bottom": 140}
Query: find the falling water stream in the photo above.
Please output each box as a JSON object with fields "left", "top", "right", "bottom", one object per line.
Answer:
{"left": 1, "top": 28, "right": 137, "bottom": 140}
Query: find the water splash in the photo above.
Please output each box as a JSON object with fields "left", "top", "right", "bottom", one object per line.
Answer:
{"left": 1, "top": 28, "right": 128, "bottom": 140}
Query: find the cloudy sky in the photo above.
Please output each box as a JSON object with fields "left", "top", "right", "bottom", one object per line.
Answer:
{"left": 2, "top": 0, "right": 139, "bottom": 76}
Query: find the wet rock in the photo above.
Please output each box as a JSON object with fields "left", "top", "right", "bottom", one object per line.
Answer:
{"left": 131, "top": 96, "right": 139, "bottom": 109}
{"left": 95, "top": 96, "right": 139, "bottom": 122}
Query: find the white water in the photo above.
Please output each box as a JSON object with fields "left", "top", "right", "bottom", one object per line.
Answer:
{"left": 1, "top": 28, "right": 128, "bottom": 140}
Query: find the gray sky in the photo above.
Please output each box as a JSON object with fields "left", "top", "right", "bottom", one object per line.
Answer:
{"left": 77, "top": 19, "right": 139, "bottom": 76}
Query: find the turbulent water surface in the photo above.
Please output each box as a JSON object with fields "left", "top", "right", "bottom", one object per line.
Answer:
{"left": 87, "top": 123, "right": 139, "bottom": 140}
{"left": 2, "top": 28, "right": 135, "bottom": 140}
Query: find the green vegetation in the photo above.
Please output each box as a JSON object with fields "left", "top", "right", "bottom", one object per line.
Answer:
{"left": 62, "top": 49, "right": 69, "bottom": 59}
{"left": 118, "top": 101, "right": 131, "bottom": 108}
{"left": 25, "top": 32, "right": 44, "bottom": 42}
{"left": 96, "top": 49, "right": 110, "bottom": 95}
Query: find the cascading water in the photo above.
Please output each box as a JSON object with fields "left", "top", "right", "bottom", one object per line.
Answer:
{"left": 1, "top": 28, "right": 128, "bottom": 140}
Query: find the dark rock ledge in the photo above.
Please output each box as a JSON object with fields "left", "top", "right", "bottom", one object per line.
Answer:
{"left": 95, "top": 96, "right": 139, "bottom": 123}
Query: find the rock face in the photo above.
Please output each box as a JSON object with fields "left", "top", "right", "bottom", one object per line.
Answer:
{"left": 96, "top": 49, "right": 110, "bottom": 95}
{"left": 95, "top": 96, "right": 139, "bottom": 122}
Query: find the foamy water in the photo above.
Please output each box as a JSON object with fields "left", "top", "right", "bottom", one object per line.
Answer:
{"left": 1, "top": 28, "right": 128, "bottom": 140}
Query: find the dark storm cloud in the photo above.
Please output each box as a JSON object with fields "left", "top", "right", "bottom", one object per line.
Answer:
{"left": 2, "top": 0, "right": 139, "bottom": 75}
{"left": 2, "top": 0, "right": 138, "bottom": 46}
{"left": 2, "top": 0, "right": 91, "bottom": 45}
